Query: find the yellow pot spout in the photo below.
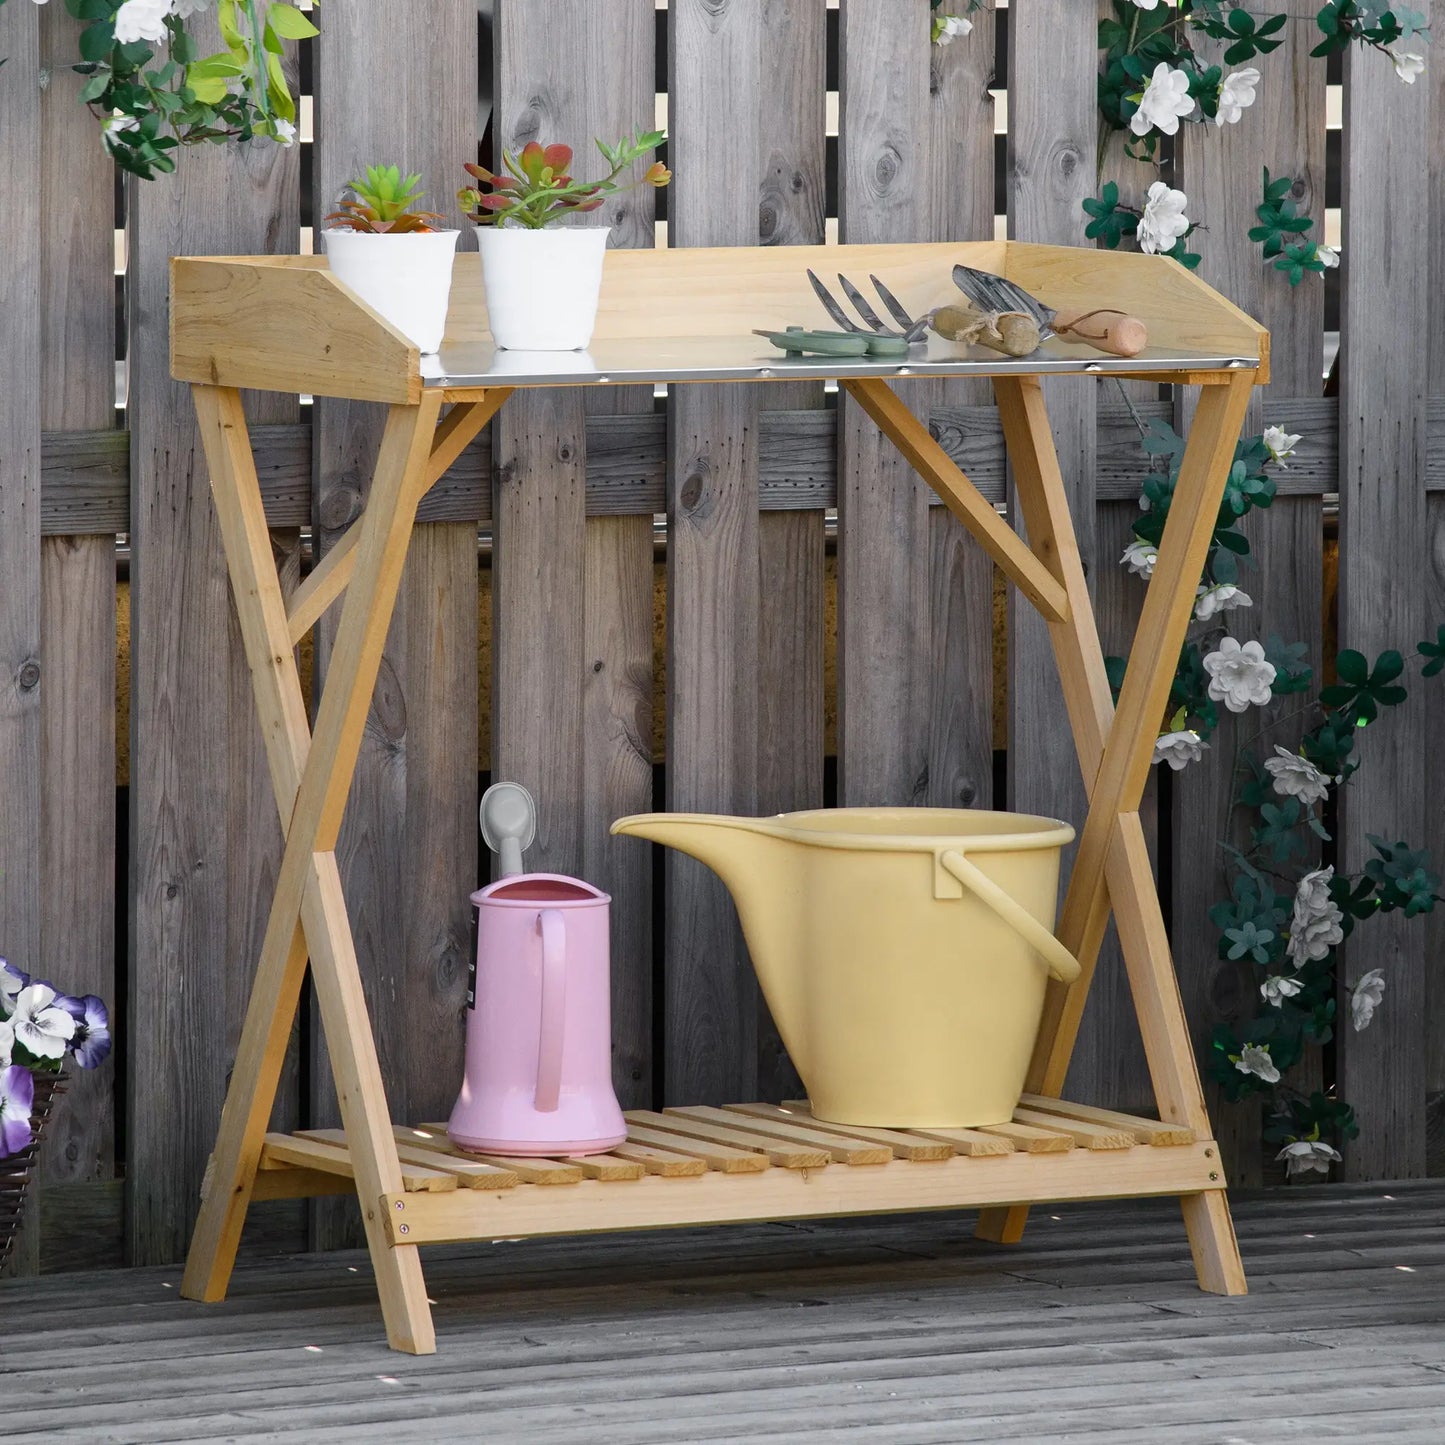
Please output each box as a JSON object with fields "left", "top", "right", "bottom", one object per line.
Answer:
{"left": 610, "top": 813, "right": 808, "bottom": 1076}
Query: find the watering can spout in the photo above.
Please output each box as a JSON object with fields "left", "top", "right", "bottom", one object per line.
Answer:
{"left": 610, "top": 812, "right": 808, "bottom": 1073}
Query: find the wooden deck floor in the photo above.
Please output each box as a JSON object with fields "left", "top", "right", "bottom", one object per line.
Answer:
{"left": 3, "top": 1180, "right": 1444, "bottom": 1442}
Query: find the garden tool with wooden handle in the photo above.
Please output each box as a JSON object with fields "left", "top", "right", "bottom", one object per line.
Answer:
{"left": 951, "top": 264, "right": 1149, "bottom": 359}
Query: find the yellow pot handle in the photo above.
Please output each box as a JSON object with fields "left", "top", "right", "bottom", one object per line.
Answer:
{"left": 938, "top": 849, "right": 1081, "bottom": 986}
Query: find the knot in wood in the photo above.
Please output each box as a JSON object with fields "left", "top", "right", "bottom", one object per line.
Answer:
{"left": 319, "top": 486, "right": 362, "bottom": 532}
{"left": 872, "top": 144, "right": 903, "bottom": 196}
{"left": 680, "top": 470, "right": 707, "bottom": 513}
{"left": 370, "top": 656, "right": 408, "bottom": 744}
{"left": 17, "top": 658, "right": 40, "bottom": 691}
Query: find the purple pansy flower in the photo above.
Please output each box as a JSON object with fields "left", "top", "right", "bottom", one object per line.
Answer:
{"left": 0, "top": 1063, "right": 34, "bottom": 1159}
{"left": 58, "top": 994, "right": 112, "bottom": 1070}
{"left": 0, "top": 957, "right": 29, "bottom": 1014}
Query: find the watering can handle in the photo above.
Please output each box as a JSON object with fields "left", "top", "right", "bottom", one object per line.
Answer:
{"left": 534, "top": 909, "right": 566, "bottom": 1112}
{"left": 938, "top": 850, "right": 1082, "bottom": 986}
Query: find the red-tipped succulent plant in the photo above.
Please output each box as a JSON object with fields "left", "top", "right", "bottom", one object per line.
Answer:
{"left": 459, "top": 130, "right": 670, "bottom": 230}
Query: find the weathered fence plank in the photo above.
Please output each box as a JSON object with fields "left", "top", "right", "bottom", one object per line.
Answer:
{"left": 836, "top": 0, "right": 933, "bottom": 810}
{"left": 0, "top": 0, "right": 43, "bottom": 1280}
{"left": 127, "top": 125, "right": 300, "bottom": 1264}
{"left": 926, "top": 1, "right": 997, "bottom": 816}
{"left": 754, "top": 0, "right": 826, "bottom": 1103}
{"left": 309, "top": 2, "right": 478, "bottom": 1246}
{"left": 1427, "top": 26, "right": 1445, "bottom": 1172}
{"left": 664, "top": 0, "right": 762, "bottom": 1104}
{"left": 1006, "top": 0, "right": 1107, "bottom": 1104}
{"left": 1176, "top": 1, "right": 1327, "bottom": 1184}
{"left": 1337, "top": 30, "right": 1433, "bottom": 1180}
{"left": 37, "top": 2, "right": 119, "bottom": 1257}
{"left": 34, "top": 397, "right": 1445, "bottom": 535}
{"left": 495, "top": 0, "right": 659, "bottom": 1111}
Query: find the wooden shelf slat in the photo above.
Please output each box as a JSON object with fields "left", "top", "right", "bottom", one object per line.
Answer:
{"left": 621, "top": 1121, "right": 769, "bottom": 1173}
{"left": 716, "top": 1105, "right": 893, "bottom": 1164}
{"left": 260, "top": 1133, "right": 458, "bottom": 1193}
{"left": 303, "top": 1128, "right": 522, "bottom": 1188}
{"left": 775, "top": 1103, "right": 956, "bottom": 1161}
{"left": 610, "top": 1143, "right": 709, "bottom": 1177}
{"left": 648, "top": 1109, "right": 831, "bottom": 1169}
{"left": 975, "top": 1122, "right": 1075, "bottom": 1154}
{"left": 1009, "top": 1109, "right": 1135, "bottom": 1151}
{"left": 1017, "top": 1095, "right": 1195, "bottom": 1147}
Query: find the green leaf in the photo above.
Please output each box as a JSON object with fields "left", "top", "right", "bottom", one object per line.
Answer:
{"left": 79, "top": 19, "right": 116, "bottom": 64}
{"left": 266, "top": 3, "right": 320, "bottom": 40}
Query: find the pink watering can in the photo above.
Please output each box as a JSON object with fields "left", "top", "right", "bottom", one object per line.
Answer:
{"left": 448, "top": 783, "right": 627, "bottom": 1157}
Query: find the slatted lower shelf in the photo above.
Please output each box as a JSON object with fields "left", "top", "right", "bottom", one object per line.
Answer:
{"left": 248, "top": 1097, "right": 1223, "bottom": 1247}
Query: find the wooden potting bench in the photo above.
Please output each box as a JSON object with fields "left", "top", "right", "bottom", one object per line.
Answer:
{"left": 172, "top": 240, "right": 1265, "bottom": 1353}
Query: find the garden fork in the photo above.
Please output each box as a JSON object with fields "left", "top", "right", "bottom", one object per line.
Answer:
{"left": 806, "top": 269, "right": 933, "bottom": 343}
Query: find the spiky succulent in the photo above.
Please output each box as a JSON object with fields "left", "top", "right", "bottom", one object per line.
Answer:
{"left": 325, "top": 164, "right": 444, "bottom": 234}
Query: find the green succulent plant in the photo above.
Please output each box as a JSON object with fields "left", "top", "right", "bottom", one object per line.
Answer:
{"left": 326, "top": 165, "right": 444, "bottom": 235}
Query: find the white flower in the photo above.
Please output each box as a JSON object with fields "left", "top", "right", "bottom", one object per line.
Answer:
{"left": 1234, "top": 1043, "right": 1280, "bottom": 1084}
{"left": 1351, "top": 969, "right": 1386, "bottom": 1032}
{"left": 1194, "top": 583, "right": 1253, "bottom": 622}
{"left": 1260, "top": 974, "right": 1304, "bottom": 1007}
{"left": 1388, "top": 47, "right": 1426, "bottom": 84}
{"left": 1153, "top": 729, "right": 1208, "bottom": 772}
{"left": 0, "top": 959, "right": 25, "bottom": 1014}
{"left": 1215, "top": 67, "right": 1261, "bottom": 125}
{"left": 1127, "top": 0, "right": 1179, "bottom": 9}
{"left": 114, "top": 0, "right": 175, "bottom": 45}
{"left": 9, "top": 984, "right": 76, "bottom": 1062}
{"left": 1136, "top": 181, "right": 1190, "bottom": 256}
{"left": 272, "top": 118, "right": 298, "bottom": 148}
{"left": 1276, "top": 1137, "right": 1341, "bottom": 1179}
{"left": 1262, "top": 426, "right": 1301, "bottom": 464}
{"left": 1203, "top": 637, "right": 1276, "bottom": 714}
{"left": 1121, "top": 540, "right": 1158, "bottom": 579}
{"left": 1130, "top": 63, "right": 1196, "bottom": 138}
{"left": 1264, "top": 746, "right": 1330, "bottom": 807}
{"left": 0, "top": 1020, "right": 12, "bottom": 1069}
{"left": 933, "top": 15, "right": 973, "bottom": 45}
{"left": 1286, "top": 867, "right": 1345, "bottom": 968}
{"left": 1315, "top": 244, "right": 1340, "bottom": 270}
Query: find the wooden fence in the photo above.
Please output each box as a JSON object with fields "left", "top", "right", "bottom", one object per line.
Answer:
{"left": 1, "top": 0, "right": 1442, "bottom": 1275}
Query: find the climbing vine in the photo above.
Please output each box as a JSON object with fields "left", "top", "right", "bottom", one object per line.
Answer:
{"left": 1109, "top": 409, "right": 1445, "bottom": 1177}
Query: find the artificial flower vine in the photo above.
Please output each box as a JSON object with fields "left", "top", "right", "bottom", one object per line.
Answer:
{"left": 1109, "top": 405, "right": 1445, "bottom": 1179}
{"left": 927, "top": 2, "right": 1430, "bottom": 277}
{"left": 6, "top": 0, "right": 316, "bottom": 179}
{"left": 1094, "top": 0, "right": 1428, "bottom": 275}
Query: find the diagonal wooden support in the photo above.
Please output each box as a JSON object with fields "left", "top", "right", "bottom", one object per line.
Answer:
{"left": 840, "top": 377, "right": 1071, "bottom": 624}
{"left": 285, "top": 392, "right": 509, "bottom": 645}
{"left": 866, "top": 372, "right": 1252, "bottom": 1292}
{"left": 181, "top": 384, "right": 455, "bottom": 1352}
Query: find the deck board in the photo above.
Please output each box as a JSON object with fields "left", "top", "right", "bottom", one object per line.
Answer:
{"left": 2, "top": 1182, "right": 1444, "bottom": 1441}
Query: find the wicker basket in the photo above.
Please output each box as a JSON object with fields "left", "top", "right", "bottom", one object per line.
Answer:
{"left": 0, "top": 1071, "right": 65, "bottom": 1272}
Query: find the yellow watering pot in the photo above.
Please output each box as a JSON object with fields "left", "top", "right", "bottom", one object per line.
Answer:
{"left": 611, "top": 808, "right": 1079, "bottom": 1128}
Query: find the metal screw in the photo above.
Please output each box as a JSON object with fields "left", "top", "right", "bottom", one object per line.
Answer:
{"left": 398, "top": 1224, "right": 410, "bottom": 1235}
{"left": 394, "top": 1200, "right": 404, "bottom": 1211}
{"left": 1205, "top": 1148, "right": 1214, "bottom": 1158}
{"left": 1210, "top": 1172, "right": 1219, "bottom": 1181}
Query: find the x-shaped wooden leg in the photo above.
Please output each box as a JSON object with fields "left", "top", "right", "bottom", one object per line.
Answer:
{"left": 180, "top": 383, "right": 508, "bottom": 1354}
{"left": 845, "top": 372, "right": 1254, "bottom": 1295}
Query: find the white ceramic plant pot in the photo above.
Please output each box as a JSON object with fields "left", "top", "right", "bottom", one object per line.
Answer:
{"left": 322, "top": 229, "right": 460, "bottom": 354}
{"left": 478, "top": 226, "right": 611, "bottom": 350}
